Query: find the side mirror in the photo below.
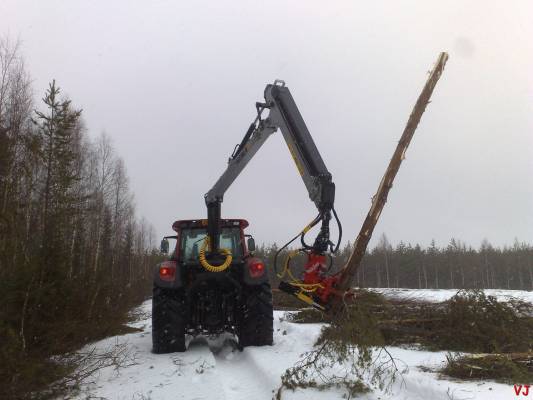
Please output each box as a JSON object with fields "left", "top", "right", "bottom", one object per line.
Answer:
{"left": 247, "top": 237, "right": 256, "bottom": 252}
{"left": 160, "top": 238, "right": 169, "bottom": 254}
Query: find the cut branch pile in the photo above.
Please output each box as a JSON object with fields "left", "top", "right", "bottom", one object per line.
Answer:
{"left": 290, "top": 289, "right": 533, "bottom": 353}
{"left": 442, "top": 352, "right": 533, "bottom": 383}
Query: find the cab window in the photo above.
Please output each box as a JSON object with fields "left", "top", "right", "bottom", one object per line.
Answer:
{"left": 179, "top": 227, "right": 242, "bottom": 262}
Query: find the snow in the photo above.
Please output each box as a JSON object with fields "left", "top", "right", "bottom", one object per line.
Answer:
{"left": 74, "top": 289, "right": 533, "bottom": 400}
{"left": 371, "top": 287, "right": 533, "bottom": 303}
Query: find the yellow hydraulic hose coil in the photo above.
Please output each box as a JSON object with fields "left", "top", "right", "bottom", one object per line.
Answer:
{"left": 199, "top": 236, "right": 232, "bottom": 272}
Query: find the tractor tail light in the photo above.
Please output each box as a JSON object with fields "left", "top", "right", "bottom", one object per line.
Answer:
{"left": 159, "top": 261, "right": 176, "bottom": 281}
{"left": 249, "top": 261, "right": 265, "bottom": 278}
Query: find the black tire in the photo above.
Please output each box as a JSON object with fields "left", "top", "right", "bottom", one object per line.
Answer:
{"left": 152, "top": 286, "right": 187, "bottom": 353}
{"left": 237, "top": 282, "right": 274, "bottom": 347}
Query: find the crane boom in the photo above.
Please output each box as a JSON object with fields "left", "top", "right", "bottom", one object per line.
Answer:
{"left": 205, "top": 80, "right": 337, "bottom": 254}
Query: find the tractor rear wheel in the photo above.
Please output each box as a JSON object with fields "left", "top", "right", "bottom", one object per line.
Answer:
{"left": 152, "top": 286, "right": 187, "bottom": 353}
{"left": 237, "top": 282, "right": 274, "bottom": 347}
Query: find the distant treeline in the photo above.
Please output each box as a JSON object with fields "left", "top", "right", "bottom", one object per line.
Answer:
{"left": 257, "top": 235, "right": 533, "bottom": 291}
{"left": 0, "top": 38, "right": 158, "bottom": 397}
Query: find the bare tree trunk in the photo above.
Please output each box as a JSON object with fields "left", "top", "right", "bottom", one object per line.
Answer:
{"left": 529, "top": 256, "right": 533, "bottom": 290}
{"left": 384, "top": 250, "right": 390, "bottom": 288}
{"left": 68, "top": 226, "right": 76, "bottom": 279}
{"left": 92, "top": 198, "right": 103, "bottom": 276}
{"left": 483, "top": 252, "right": 488, "bottom": 289}
{"left": 87, "top": 284, "right": 100, "bottom": 321}
{"left": 517, "top": 255, "right": 524, "bottom": 290}
{"left": 422, "top": 259, "right": 428, "bottom": 289}
{"left": 19, "top": 275, "right": 35, "bottom": 352}
{"left": 93, "top": 229, "right": 100, "bottom": 275}
{"left": 449, "top": 267, "right": 454, "bottom": 289}
{"left": 336, "top": 52, "right": 449, "bottom": 293}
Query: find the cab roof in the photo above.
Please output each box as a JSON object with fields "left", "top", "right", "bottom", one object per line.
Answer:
{"left": 172, "top": 219, "right": 249, "bottom": 232}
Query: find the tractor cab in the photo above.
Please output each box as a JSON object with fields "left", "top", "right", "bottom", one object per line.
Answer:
{"left": 160, "top": 219, "right": 255, "bottom": 263}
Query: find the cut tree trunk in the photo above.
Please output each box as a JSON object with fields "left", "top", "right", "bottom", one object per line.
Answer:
{"left": 335, "top": 52, "right": 449, "bottom": 295}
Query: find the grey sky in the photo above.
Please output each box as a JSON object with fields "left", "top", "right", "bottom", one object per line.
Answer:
{"left": 2, "top": 0, "right": 532, "bottom": 248}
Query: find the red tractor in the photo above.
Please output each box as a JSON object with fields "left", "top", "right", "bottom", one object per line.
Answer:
{"left": 153, "top": 219, "right": 272, "bottom": 353}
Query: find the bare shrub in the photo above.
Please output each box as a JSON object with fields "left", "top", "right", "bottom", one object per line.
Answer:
{"left": 42, "top": 339, "right": 139, "bottom": 399}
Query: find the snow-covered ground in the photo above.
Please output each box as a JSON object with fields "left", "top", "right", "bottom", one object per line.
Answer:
{"left": 75, "top": 289, "right": 532, "bottom": 400}
{"left": 372, "top": 287, "right": 533, "bottom": 303}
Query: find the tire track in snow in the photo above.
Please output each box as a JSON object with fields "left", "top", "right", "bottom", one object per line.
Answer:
{"left": 207, "top": 315, "right": 324, "bottom": 400}
{"left": 74, "top": 308, "right": 305, "bottom": 400}
{"left": 211, "top": 344, "right": 279, "bottom": 400}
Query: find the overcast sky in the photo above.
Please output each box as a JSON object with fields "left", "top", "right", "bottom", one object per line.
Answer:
{"left": 2, "top": 0, "right": 532, "bottom": 248}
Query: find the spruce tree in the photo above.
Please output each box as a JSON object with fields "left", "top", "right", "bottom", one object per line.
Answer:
{"left": 33, "top": 80, "right": 82, "bottom": 281}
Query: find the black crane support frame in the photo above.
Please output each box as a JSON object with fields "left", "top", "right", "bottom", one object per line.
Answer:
{"left": 204, "top": 80, "right": 337, "bottom": 255}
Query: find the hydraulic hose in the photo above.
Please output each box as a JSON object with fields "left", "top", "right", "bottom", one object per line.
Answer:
{"left": 273, "top": 214, "right": 320, "bottom": 276}
{"left": 198, "top": 236, "right": 232, "bottom": 272}
{"left": 300, "top": 214, "right": 322, "bottom": 250}
{"left": 274, "top": 211, "right": 342, "bottom": 291}
{"left": 331, "top": 207, "right": 342, "bottom": 253}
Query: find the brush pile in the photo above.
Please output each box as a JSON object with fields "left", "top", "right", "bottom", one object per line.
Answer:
{"left": 286, "top": 289, "right": 533, "bottom": 383}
